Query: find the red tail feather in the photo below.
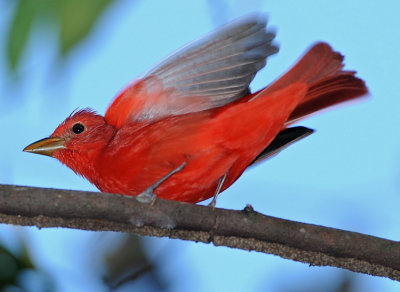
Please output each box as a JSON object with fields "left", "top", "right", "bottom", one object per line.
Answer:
{"left": 265, "top": 42, "right": 368, "bottom": 123}
{"left": 288, "top": 73, "right": 367, "bottom": 122}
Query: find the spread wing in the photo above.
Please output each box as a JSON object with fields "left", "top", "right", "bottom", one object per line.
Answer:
{"left": 105, "top": 15, "right": 278, "bottom": 129}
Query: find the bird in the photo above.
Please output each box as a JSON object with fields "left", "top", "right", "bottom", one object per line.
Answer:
{"left": 24, "top": 15, "right": 368, "bottom": 205}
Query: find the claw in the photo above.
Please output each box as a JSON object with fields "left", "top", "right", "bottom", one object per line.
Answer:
{"left": 137, "top": 189, "right": 156, "bottom": 204}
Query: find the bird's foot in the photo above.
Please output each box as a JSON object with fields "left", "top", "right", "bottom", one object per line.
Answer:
{"left": 208, "top": 197, "right": 217, "bottom": 209}
{"left": 137, "top": 162, "right": 187, "bottom": 205}
{"left": 208, "top": 172, "right": 228, "bottom": 209}
{"left": 137, "top": 189, "right": 157, "bottom": 204}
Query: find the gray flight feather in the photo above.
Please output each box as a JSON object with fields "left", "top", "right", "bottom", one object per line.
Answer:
{"left": 136, "top": 14, "right": 278, "bottom": 120}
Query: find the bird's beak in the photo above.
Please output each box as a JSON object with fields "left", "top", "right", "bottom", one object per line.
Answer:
{"left": 23, "top": 137, "right": 66, "bottom": 157}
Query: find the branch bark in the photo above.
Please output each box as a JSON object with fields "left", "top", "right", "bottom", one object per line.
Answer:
{"left": 0, "top": 184, "right": 399, "bottom": 281}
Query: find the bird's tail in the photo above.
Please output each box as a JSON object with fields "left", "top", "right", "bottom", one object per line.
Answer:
{"left": 258, "top": 42, "right": 368, "bottom": 124}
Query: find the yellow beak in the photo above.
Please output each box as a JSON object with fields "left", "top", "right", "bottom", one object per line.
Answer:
{"left": 23, "top": 137, "right": 66, "bottom": 157}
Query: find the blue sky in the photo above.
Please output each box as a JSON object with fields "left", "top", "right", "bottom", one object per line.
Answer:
{"left": 1, "top": 0, "right": 400, "bottom": 291}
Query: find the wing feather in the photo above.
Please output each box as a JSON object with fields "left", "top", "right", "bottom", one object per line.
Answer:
{"left": 105, "top": 14, "right": 278, "bottom": 128}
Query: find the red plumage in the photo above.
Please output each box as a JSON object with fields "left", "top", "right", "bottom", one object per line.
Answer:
{"left": 24, "top": 17, "right": 367, "bottom": 203}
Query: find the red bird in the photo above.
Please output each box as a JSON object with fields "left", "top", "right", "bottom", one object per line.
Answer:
{"left": 24, "top": 16, "right": 367, "bottom": 204}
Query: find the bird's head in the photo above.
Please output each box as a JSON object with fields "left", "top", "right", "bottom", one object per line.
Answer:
{"left": 24, "top": 109, "right": 115, "bottom": 173}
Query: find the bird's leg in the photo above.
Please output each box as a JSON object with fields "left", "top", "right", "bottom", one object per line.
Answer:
{"left": 137, "top": 162, "right": 187, "bottom": 204}
{"left": 208, "top": 172, "right": 228, "bottom": 208}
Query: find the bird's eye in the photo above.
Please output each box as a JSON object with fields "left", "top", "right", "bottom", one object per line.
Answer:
{"left": 72, "top": 123, "right": 85, "bottom": 134}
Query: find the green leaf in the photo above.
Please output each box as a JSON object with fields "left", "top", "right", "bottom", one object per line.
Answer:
{"left": 4, "top": 0, "right": 115, "bottom": 76}
{"left": 6, "top": 0, "right": 39, "bottom": 72}
{"left": 0, "top": 248, "right": 18, "bottom": 285}
{"left": 57, "top": 0, "right": 113, "bottom": 56}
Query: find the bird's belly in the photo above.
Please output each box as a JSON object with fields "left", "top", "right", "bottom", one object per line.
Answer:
{"left": 153, "top": 151, "right": 239, "bottom": 203}
{"left": 97, "top": 147, "right": 250, "bottom": 203}
{"left": 154, "top": 151, "right": 259, "bottom": 203}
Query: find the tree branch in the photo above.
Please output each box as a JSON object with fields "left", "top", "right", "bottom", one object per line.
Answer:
{"left": 0, "top": 184, "right": 399, "bottom": 281}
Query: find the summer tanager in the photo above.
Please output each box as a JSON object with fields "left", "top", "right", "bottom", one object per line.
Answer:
{"left": 24, "top": 16, "right": 368, "bottom": 203}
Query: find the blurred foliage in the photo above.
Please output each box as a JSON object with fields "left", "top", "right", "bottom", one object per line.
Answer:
{"left": 6, "top": 0, "right": 114, "bottom": 73}
{"left": 278, "top": 272, "right": 355, "bottom": 292}
{"left": 0, "top": 244, "right": 32, "bottom": 289}
{"left": 102, "top": 234, "right": 167, "bottom": 291}
{"left": 0, "top": 237, "right": 54, "bottom": 291}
